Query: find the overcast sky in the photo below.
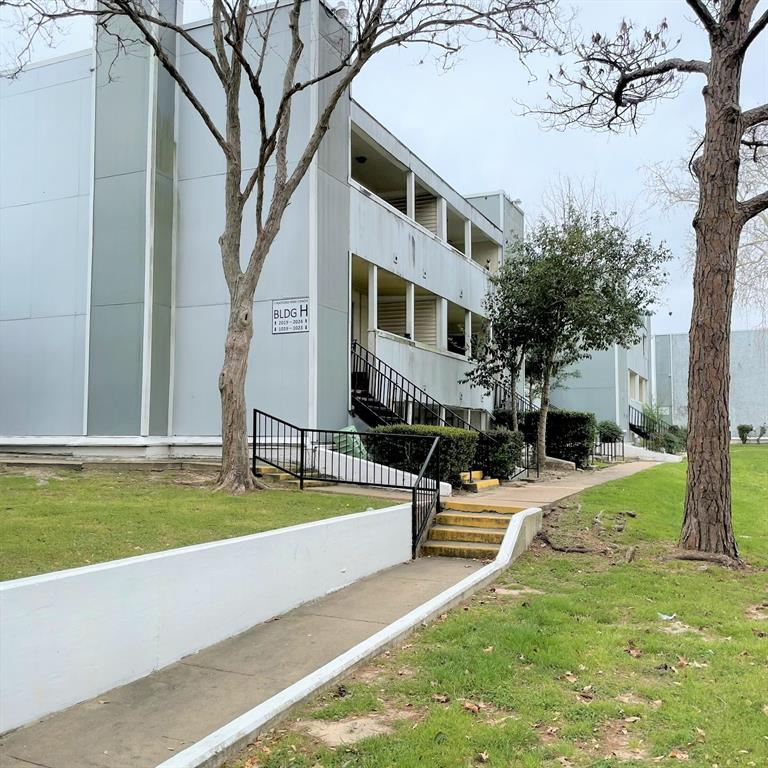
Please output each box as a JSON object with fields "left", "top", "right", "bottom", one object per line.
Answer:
{"left": 3, "top": 0, "right": 765, "bottom": 334}
{"left": 350, "top": 0, "right": 767, "bottom": 335}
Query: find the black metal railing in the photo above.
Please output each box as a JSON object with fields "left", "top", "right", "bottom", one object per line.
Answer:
{"left": 493, "top": 380, "right": 537, "bottom": 416}
{"left": 252, "top": 408, "right": 441, "bottom": 555}
{"left": 591, "top": 438, "right": 625, "bottom": 464}
{"left": 628, "top": 405, "right": 673, "bottom": 449}
{"left": 351, "top": 340, "right": 476, "bottom": 430}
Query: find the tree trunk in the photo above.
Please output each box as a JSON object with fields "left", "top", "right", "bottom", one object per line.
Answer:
{"left": 215, "top": 289, "right": 257, "bottom": 493}
{"left": 681, "top": 38, "right": 743, "bottom": 559}
{"left": 537, "top": 363, "right": 552, "bottom": 468}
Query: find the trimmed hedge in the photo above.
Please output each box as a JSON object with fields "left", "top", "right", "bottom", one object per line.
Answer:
{"left": 520, "top": 409, "right": 597, "bottom": 469}
{"left": 370, "top": 424, "right": 478, "bottom": 488}
{"left": 491, "top": 409, "right": 517, "bottom": 431}
{"left": 478, "top": 428, "right": 523, "bottom": 480}
{"left": 597, "top": 419, "right": 623, "bottom": 443}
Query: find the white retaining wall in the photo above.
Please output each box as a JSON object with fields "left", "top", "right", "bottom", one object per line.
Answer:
{"left": 0, "top": 504, "right": 411, "bottom": 734}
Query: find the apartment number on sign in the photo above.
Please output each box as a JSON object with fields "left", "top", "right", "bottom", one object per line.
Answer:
{"left": 272, "top": 297, "right": 310, "bottom": 334}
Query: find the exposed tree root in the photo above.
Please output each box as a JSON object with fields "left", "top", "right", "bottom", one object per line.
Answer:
{"left": 537, "top": 531, "right": 605, "bottom": 555}
{"left": 668, "top": 549, "right": 745, "bottom": 569}
{"left": 212, "top": 469, "right": 268, "bottom": 494}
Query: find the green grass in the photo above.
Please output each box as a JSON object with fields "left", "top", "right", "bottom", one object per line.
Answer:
{"left": 228, "top": 446, "right": 768, "bottom": 768}
{"left": 0, "top": 467, "right": 390, "bottom": 580}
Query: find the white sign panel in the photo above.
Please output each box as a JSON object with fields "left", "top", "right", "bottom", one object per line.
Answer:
{"left": 272, "top": 297, "right": 310, "bottom": 334}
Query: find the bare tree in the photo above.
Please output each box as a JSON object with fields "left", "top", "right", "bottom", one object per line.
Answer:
{"left": 645, "top": 145, "right": 768, "bottom": 322}
{"left": 533, "top": 0, "right": 768, "bottom": 562}
{"left": 2, "top": 0, "right": 560, "bottom": 492}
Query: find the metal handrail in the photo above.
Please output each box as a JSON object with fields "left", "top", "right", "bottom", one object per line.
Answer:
{"left": 351, "top": 340, "right": 477, "bottom": 432}
{"left": 411, "top": 436, "right": 441, "bottom": 556}
{"left": 628, "top": 405, "right": 673, "bottom": 449}
{"left": 252, "top": 408, "right": 441, "bottom": 556}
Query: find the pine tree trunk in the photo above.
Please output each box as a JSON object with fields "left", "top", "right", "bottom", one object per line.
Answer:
{"left": 216, "top": 289, "right": 257, "bottom": 493}
{"left": 680, "top": 39, "right": 743, "bottom": 559}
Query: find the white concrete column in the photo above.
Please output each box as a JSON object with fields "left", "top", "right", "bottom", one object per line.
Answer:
{"left": 367, "top": 263, "right": 378, "bottom": 351}
{"left": 464, "top": 309, "right": 472, "bottom": 358}
{"left": 406, "top": 171, "right": 416, "bottom": 220}
{"left": 405, "top": 282, "right": 415, "bottom": 340}
{"left": 439, "top": 405, "right": 447, "bottom": 426}
{"left": 464, "top": 219, "right": 472, "bottom": 261}
{"left": 436, "top": 197, "right": 447, "bottom": 241}
{"left": 436, "top": 297, "right": 448, "bottom": 351}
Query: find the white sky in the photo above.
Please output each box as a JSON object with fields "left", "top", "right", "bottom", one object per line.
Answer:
{"left": 2, "top": 0, "right": 766, "bottom": 334}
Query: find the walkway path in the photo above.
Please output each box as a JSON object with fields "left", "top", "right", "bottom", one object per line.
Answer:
{"left": 465, "top": 461, "right": 660, "bottom": 509}
{"left": 0, "top": 558, "right": 482, "bottom": 768}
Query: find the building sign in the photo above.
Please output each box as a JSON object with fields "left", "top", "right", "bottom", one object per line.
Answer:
{"left": 272, "top": 297, "right": 310, "bottom": 334}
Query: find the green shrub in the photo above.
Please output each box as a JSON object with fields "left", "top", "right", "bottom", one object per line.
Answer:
{"left": 597, "top": 420, "right": 623, "bottom": 443}
{"left": 370, "top": 424, "right": 478, "bottom": 488}
{"left": 521, "top": 409, "right": 597, "bottom": 468}
{"left": 491, "top": 409, "right": 517, "bottom": 430}
{"left": 664, "top": 424, "right": 688, "bottom": 454}
{"left": 478, "top": 428, "right": 523, "bottom": 480}
{"left": 737, "top": 424, "right": 754, "bottom": 444}
{"left": 758, "top": 425, "right": 766, "bottom": 445}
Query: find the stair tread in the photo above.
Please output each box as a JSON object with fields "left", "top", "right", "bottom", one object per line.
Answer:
{"left": 431, "top": 523, "right": 508, "bottom": 533}
{"left": 437, "top": 509, "right": 518, "bottom": 519}
{"left": 421, "top": 540, "right": 500, "bottom": 557}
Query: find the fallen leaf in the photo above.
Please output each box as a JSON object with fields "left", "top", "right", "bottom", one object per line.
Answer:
{"left": 677, "top": 656, "right": 689, "bottom": 668}
{"left": 475, "top": 751, "right": 490, "bottom": 764}
{"left": 626, "top": 642, "right": 642, "bottom": 658}
{"left": 669, "top": 749, "right": 689, "bottom": 760}
{"left": 463, "top": 700, "right": 482, "bottom": 714}
{"left": 483, "top": 646, "right": 495, "bottom": 654}
{"left": 432, "top": 693, "right": 450, "bottom": 704}
{"left": 564, "top": 672, "right": 578, "bottom": 683}
{"left": 624, "top": 716, "right": 641, "bottom": 723}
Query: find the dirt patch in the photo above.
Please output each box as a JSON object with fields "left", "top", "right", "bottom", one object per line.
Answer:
{"left": 596, "top": 719, "right": 650, "bottom": 762}
{"left": 296, "top": 706, "right": 420, "bottom": 747}
{"left": 746, "top": 601, "right": 768, "bottom": 621}
{"left": 616, "top": 692, "right": 662, "bottom": 709}
{"left": 659, "top": 620, "right": 710, "bottom": 638}
{"left": 491, "top": 586, "right": 544, "bottom": 597}
{"left": 352, "top": 665, "right": 385, "bottom": 684}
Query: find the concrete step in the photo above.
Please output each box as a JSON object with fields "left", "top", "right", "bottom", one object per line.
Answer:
{"left": 421, "top": 540, "right": 500, "bottom": 559}
{"left": 442, "top": 499, "right": 526, "bottom": 515}
{"left": 428, "top": 524, "right": 506, "bottom": 544}
{"left": 459, "top": 470, "right": 485, "bottom": 483}
{"left": 434, "top": 510, "right": 515, "bottom": 529}
{"left": 463, "top": 478, "right": 500, "bottom": 492}
{"left": 283, "top": 478, "right": 336, "bottom": 489}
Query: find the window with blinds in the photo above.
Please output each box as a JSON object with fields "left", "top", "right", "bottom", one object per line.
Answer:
{"left": 377, "top": 297, "right": 437, "bottom": 346}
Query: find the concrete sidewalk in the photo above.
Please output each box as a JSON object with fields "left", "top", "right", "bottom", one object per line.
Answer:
{"left": 0, "top": 557, "right": 482, "bottom": 768}
{"left": 466, "top": 461, "right": 660, "bottom": 508}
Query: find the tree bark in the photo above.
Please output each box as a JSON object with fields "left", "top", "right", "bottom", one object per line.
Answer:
{"left": 537, "top": 361, "right": 552, "bottom": 468}
{"left": 216, "top": 288, "right": 257, "bottom": 493}
{"left": 681, "top": 34, "right": 744, "bottom": 559}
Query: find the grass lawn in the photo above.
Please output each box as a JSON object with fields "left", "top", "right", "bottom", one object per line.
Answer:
{"left": 228, "top": 446, "right": 768, "bottom": 768}
{"left": 0, "top": 466, "right": 390, "bottom": 581}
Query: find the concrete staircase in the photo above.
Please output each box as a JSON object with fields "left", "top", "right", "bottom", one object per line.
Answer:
{"left": 420, "top": 497, "right": 525, "bottom": 559}
{"left": 255, "top": 464, "right": 335, "bottom": 489}
{"left": 459, "top": 469, "right": 500, "bottom": 493}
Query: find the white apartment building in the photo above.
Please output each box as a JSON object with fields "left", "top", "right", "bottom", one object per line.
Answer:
{"left": 0, "top": 1, "right": 524, "bottom": 454}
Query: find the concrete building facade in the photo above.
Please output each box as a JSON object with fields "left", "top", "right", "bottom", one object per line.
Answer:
{"left": 655, "top": 329, "right": 768, "bottom": 438}
{"left": 550, "top": 316, "right": 654, "bottom": 438}
{"left": 0, "top": 2, "right": 520, "bottom": 454}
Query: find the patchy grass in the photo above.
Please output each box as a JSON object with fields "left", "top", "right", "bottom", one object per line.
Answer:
{"left": 0, "top": 467, "right": 390, "bottom": 580}
{"left": 228, "top": 446, "right": 768, "bottom": 768}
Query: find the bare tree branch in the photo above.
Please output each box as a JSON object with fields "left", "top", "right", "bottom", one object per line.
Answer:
{"left": 739, "top": 189, "right": 768, "bottom": 224}
{"left": 739, "top": 6, "right": 768, "bottom": 53}
{"left": 684, "top": 0, "right": 719, "bottom": 35}
{"left": 743, "top": 102, "right": 768, "bottom": 130}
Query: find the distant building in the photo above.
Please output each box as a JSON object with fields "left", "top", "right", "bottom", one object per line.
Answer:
{"left": 654, "top": 329, "right": 768, "bottom": 438}
{"left": 550, "top": 316, "right": 653, "bottom": 440}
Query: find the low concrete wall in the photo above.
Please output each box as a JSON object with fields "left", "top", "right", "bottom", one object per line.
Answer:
{"left": 0, "top": 504, "right": 411, "bottom": 734}
{"left": 314, "top": 447, "right": 452, "bottom": 497}
{"left": 624, "top": 444, "right": 683, "bottom": 463}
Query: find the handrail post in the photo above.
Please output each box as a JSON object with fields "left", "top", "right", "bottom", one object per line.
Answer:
{"left": 299, "top": 427, "right": 305, "bottom": 490}
{"left": 251, "top": 409, "right": 256, "bottom": 476}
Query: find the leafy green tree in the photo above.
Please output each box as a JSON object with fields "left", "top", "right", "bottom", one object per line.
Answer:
{"left": 512, "top": 210, "right": 669, "bottom": 463}
{"left": 464, "top": 256, "right": 534, "bottom": 431}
